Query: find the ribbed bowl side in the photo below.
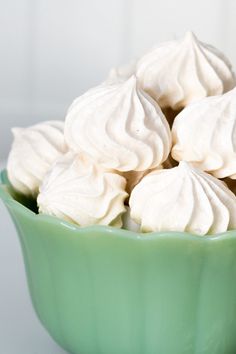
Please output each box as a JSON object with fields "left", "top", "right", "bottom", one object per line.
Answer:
{"left": 1, "top": 170, "right": 236, "bottom": 354}
{"left": 3, "top": 199, "right": 236, "bottom": 354}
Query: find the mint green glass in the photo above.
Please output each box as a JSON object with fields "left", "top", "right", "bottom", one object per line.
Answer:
{"left": 1, "top": 169, "right": 236, "bottom": 354}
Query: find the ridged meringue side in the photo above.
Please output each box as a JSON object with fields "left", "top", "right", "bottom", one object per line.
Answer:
{"left": 37, "top": 153, "right": 128, "bottom": 228}
{"left": 7, "top": 121, "right": 68, "bottom": 197}
{"left": 136, "top": 31, "right": 236, "bottom": 109}
{"left": 106, "top": 60, "right": 136, "bottom": 84}
{"left": 64, "top": 76, "right": 171, "bottom": 172}
{"left": 129, "top": 162, "right": 236, "bottom": 235}
{"left": 172, "top": 87, "right": 236, "bottom": 179}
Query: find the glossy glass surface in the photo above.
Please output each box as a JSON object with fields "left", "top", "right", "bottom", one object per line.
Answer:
{"left": 1, "top": 169, "right": 236, "bottom": 354}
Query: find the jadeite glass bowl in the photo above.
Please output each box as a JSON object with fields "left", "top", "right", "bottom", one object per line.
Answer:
{"left": 1, "top": 170, "right": 236, "bottom": 354}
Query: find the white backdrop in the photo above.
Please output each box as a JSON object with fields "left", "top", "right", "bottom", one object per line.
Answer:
{"left": 1, "top": 0, "right": 236, "bottom": 160}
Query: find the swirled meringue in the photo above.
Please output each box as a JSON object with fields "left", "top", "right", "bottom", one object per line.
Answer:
{"left": 7, "top": 121, "right": 68, "bottom": 197}
{"left": 172, "top": 87, "right": 236, "bottom": 179}
{"left": 106, "top": 60, "right": 136, "bottom": 84}
{"left": 37, "top": 153, "right": 128, "bottom": 227}
{"left": 129, "top": 162, "right": 236, "bottom": 235}
{"left": 136, "top": 31, "right": 236, "bottom": 110}
{"left": 65, "top": 76, "right": 171, "bottom": 172}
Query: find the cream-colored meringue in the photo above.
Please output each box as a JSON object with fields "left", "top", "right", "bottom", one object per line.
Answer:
{"left": 65, "top": 76, "right": 171, "bottom": 172}
{"left": 7, "top": 121, "right": 67, "bottom": 197}
{"left": 106, "top": 60, "right": 136, "bottom": 84}
{"left": 37, "top": 153, "right": 128, "bottom": 227}
{"left": 129, "top": 162, "right": 236, "bottom": 235}
{"left": 172, "top": 87, "right": 236, "bottom": 179}
{"left": 136, "top": 31, "right": 236, "bottom": 110}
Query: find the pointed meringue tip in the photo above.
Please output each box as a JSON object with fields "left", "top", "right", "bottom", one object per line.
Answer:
{"left": 11, "top": 127, "right": 24, "bottom": 138}
{"left": 184, "top": 30, "right": 197, "bottom": 41}
{"left": 127, "top": 74, "right": 137, "bottom": 83}
{"left": 122, "top": 75, "right": 138, "bottom": 89}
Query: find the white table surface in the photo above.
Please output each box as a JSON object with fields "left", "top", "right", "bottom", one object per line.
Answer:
{"left": 0, "top": 162, "right": 67, "bottom": 354}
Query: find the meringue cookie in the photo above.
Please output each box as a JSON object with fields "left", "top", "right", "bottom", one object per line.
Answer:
{"left": 65, "top": 76, "right": 171, "bottom": 172}
{"left": 7, "top": 121, "right": 67, "bottom": 197}
{"left": 172, "top": 87, "right": 236, "bottom": 179}
{"left": 136, "top": 31, "right": 236, "bottom": 110}
{"left": 37, "top": 153, "right": 128, "bottom": 227}
{"left": 130, "top": 162, "right": 236, "bottom": 235}
{"left": 106, "top": 60, "right": 136, "bottom": 84}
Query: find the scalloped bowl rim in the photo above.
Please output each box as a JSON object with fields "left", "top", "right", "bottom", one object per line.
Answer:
{"left": 1, "top": 169, "right": 236, "bottom": 242}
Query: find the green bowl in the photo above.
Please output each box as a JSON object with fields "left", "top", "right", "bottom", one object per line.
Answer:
{"left": 1, "top": 169, "right": 236, "bottom": 354}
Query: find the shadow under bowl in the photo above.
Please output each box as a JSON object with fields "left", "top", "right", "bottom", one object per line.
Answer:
{"left": 1, "top": 170, "right": 236, "bottom": 354}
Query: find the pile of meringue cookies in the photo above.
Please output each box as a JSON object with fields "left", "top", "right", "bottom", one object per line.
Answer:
{"left": 7, "top": 31, "right": 236, "bottom": 236}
